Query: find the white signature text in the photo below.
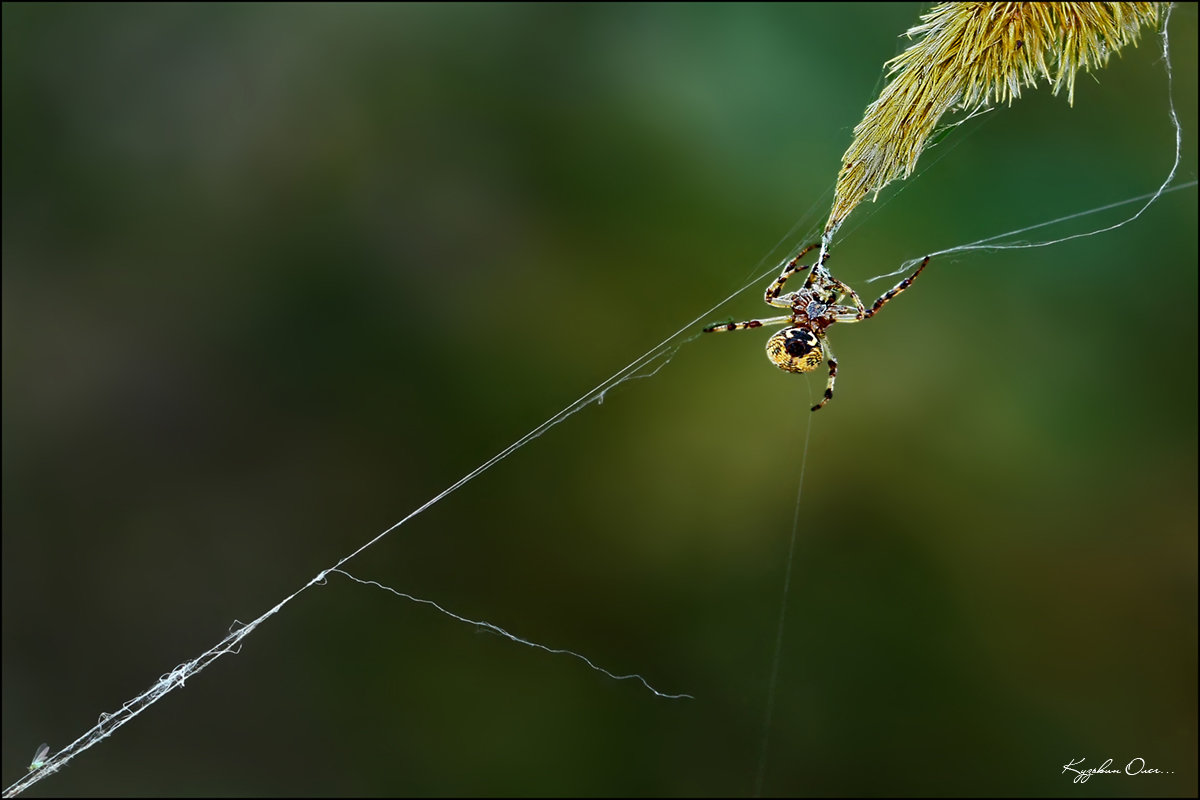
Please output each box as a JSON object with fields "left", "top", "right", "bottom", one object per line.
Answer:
{"left": 1062, "top": 757, "right": 1172, "bottom": 784}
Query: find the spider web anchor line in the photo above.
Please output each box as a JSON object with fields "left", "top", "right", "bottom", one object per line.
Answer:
{"left": 6, "top": 263, "right": 746, "bottom": 796}
{"left": 753, "top": 391, "right": 816, "bottom": 796}
{"left": 3, "top": 570, "right": 330, "bottom": 798}
{"left": 330, "top": 570, "right": 693, "bottom": 699}
{"left": 865, "top": 178, "right": 1197, "bottom": 284}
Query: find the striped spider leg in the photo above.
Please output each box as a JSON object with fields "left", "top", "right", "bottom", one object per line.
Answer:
{"left": 704, "top": 245, "right": 930, "bottom": 411}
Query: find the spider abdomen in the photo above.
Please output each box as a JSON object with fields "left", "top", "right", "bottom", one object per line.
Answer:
{"left": 766, "top": 328, "right": 823, "bottom": 374}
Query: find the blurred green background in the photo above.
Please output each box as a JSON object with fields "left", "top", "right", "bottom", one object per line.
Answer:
{"left": 3, "top": 3, "right": 1196, "bottom": 796}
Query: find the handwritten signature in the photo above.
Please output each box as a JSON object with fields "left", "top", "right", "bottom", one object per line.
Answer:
{"left": 1062, "top": 757, "right": 1172, "bottom": 784}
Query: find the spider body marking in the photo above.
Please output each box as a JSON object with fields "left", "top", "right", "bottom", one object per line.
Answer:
{"left": 703, "top": 243, "right": 930, "bottom": 411}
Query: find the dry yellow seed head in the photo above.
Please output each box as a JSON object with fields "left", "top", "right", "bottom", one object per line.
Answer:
{"left": 826, "top": 2, "right": 1165, "bottom": 237}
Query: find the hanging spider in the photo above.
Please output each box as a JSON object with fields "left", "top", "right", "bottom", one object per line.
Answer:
{"left": 703, "top": 243, "right": 930, "bottom": 411}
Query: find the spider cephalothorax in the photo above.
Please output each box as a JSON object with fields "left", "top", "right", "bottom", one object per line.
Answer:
{"left": 704, "top": 243, "right": 930, "bottom": 411}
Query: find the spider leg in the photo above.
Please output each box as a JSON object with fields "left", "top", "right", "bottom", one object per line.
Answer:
{"left": 862, "top": 255, "right": 931, "bottom": 319}
{"left": 765, "top": 242, "right": 823, "bottom": 306}
{"left": 702, "top": 315, "right": 792, "bottom": 334}
{"left": 810, "top": 350, "right": 838, "bottom": 412}
{"left": 825, "top": 276, "right": 867, "bottom": 319}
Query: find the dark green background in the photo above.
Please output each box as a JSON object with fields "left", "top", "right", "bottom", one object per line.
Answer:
{"left": 3, "top": 3, "right": 1196, "bottom": 796}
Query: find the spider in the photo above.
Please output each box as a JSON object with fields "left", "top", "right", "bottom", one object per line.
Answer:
{"left": 703, "top": 243, "right": 930, "bottom": 411}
